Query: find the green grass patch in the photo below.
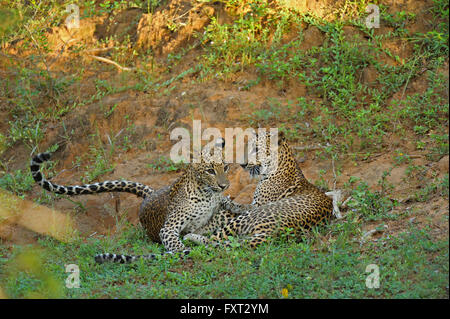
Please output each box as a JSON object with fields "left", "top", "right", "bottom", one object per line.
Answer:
{"left": 0, "top": 222, "right": 447, "bottom": 298}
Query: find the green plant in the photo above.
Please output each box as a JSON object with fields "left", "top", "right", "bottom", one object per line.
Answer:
{"left": 427, "top": 134, "right": 449, "bottom": 161}
{"left": 393, "top": 151, "right": 411, "bottom": 166}
{"left": 348, "top": 181, "right": 397, "bottom": 221}
{"left": 415, "top": 174, "right": 449, "bottom": 201}
{"left": 1, "top": 221, "right": 447, "bottom": 298}
{"left": 81, "top": 132, "right": 116, "bottom": 183}
{"left": 0, "top": 133, "right": 7, "bottom": 155}
{"left": 0, "top": 169, "right": 35, "bottom": 197}
{"left": 147, "top": 156, "right": 184, "bottom": 172}
{"left": 199, "top": 0, "right": 291, "bottom": 79}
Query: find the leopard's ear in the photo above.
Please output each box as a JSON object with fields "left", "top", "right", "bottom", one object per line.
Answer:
{"left": 199, "top": 137, "right": 226, "bottom": 164}
{"left": 278, "top": 130, "right": 286, "bottom": 145}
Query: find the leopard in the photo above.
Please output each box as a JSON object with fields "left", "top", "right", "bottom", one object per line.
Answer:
{"left": 183, "top": 130, "right": 335, "bottom": 248}
{"left": 30, "top": 139, "right": 247, "bottom": 263}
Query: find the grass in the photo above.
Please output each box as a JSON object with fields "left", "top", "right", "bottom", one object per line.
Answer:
{"left": 414, "top": 174, "right": 449, "bottom": 202}
{"left": 0, "top": 0, "right": 448, "bottom": 299}
{"left": 147, "top": 156, "right": 184, "bottom": 172}
{"left": 0, "top": 169, "right": 35, "bottom": 197}
{"left": 2, "top": 0, "right": 446, "bottom": 156}
{"left": 0, "top": 219, "right": 447, "bottom": 298}
{"left": 347, "top": 181, "right": 398, "bottom": 221}
{"left": 198, "top": 0, "right": 449, "bottom": 157}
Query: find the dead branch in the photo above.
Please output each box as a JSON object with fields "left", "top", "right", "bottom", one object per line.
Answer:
{"left": 88, "top": 55, "right": 135, "bottom": 71}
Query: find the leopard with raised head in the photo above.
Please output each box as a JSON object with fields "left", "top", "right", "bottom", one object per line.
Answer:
{"left": 30, "top": 139, "right": 246, "bottom": 263}
{"left": 184, "top": 131, "right": 335, "bottom": 248}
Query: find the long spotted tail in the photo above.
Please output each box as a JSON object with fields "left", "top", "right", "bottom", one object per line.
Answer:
{"left": 94, "top": 250, "right": 191, "bottom": 264}
{"left": 30, "top": 153, "right": 153, "bottom": 198}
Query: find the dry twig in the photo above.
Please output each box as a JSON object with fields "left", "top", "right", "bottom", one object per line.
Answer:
{"left": 88, "top": 55, "right": 135, "bottom": 71}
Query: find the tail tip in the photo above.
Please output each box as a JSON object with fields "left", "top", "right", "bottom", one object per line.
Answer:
{"left": 94, "top": 254, "right": 105, "bottom": 264}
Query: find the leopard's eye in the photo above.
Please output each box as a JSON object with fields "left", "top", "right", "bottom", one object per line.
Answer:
{"left": 223, "top": 164, "right": 230, "bottom": 173}
{"left": 206, "top": 168, "right": 216, "bottom": 175}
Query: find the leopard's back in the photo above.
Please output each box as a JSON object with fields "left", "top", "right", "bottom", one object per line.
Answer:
{"left": 31, "top": 140, "right": 247, "bottom": 263}
{"left": 139, "top": 186, "right": 171, "bottom": 243}
{"left": 247, "top": 131, "right": 332, "bottom": 209}
{"left": 225, "top": 192, "right": 332, "bottom": 237}
{"left": 185, "top": 132, "right": 334, "bottom": 248}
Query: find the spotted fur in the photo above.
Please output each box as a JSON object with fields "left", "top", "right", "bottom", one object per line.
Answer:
{"left": 31, "top": 153, "right": 153, "bottom": 198}
{"left": 95, "top": 156, "right": 246, "bottom": 263}
{"left": 94, "top": 250, "right": 190, "bottom": 264}
{"left": 184, "top": 131, "right": 333, "bottom": 248}
{"left": 31, "top": 140, "right": 246, "bottom": 264}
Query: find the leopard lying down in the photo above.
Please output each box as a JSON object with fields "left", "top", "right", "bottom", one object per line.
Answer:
{"left": 30, "top": 139, "right": 247, "bottom": 263}
{"left": 184, "top": 131, "right": 335, "bottom": 248}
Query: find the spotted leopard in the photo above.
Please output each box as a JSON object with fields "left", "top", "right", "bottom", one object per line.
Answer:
{"left": 184, "top": 131, "right": 334, "bottom": 248}
{"left": 30, "top": 139, "right": 246, "bottom": 263}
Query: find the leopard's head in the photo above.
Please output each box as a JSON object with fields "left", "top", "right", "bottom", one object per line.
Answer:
{"left": 190, "top": 138, "right": 230, "bottom": 192}
{"left": 241, "top": 130, "right": 289, "bottom": 178}
{"left": 192, "top": 161, "right": 231, "bottom": 192}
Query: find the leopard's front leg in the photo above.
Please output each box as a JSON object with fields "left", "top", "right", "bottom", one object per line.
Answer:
{"left": 219, "top": 195, "right": 252, "bottom": 215}
{"left": 159, "top": 226, "right": 190, "bottom": 254}
{"left": 192, "top": 196, "right": 252, "bottom": 235}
